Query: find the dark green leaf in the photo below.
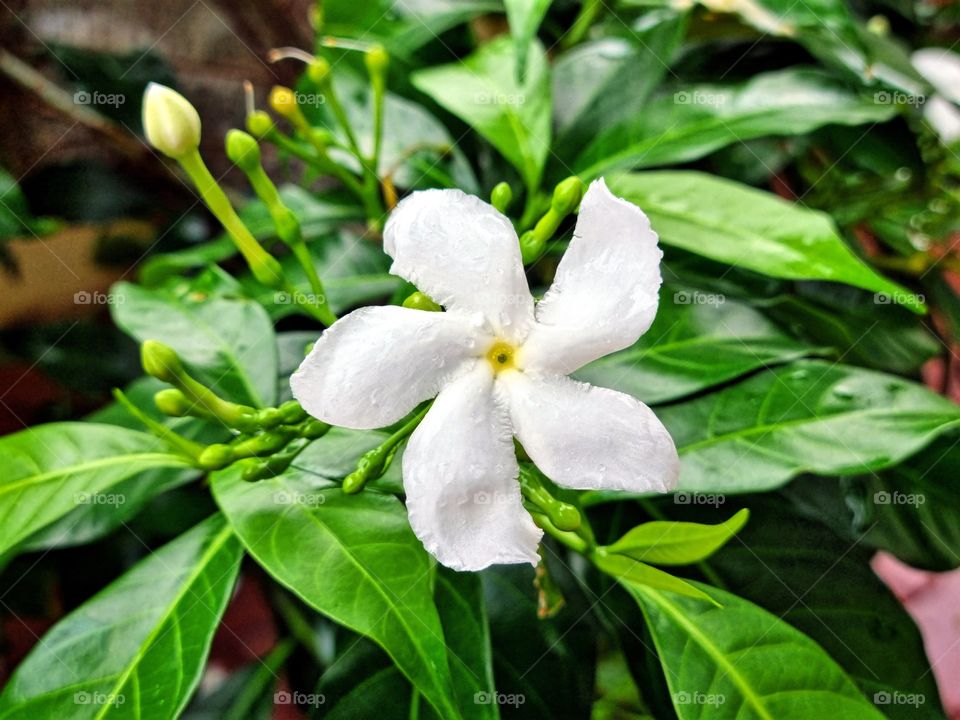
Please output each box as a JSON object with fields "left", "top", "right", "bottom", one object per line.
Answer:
{"left": 111, "top": 280, "right": 278, "bottom": 406}
{"left": 211, "top": 466, "right": 461, "bottom": 719}
{"left": 576, "top": 69, "right": 897, "bottom": 178}
{"left": 412, "top": 36, "right": 551, "bottom": 191}
{"left": 575, "top": 286, "right": 818, "bottom": 404}
{"left": 659, "top": 360, "right": 960, "bottom": 492}
{"left": 629, "top": 580, "right": 887, "bottom": 719}
{"left": 0, "top": 515, "right": 242, "bottom": 719}
{"left": 610, "top": 172, "right": 923, "bottom": 310}
{"left": 0, "top": 422, "right": 190, "bottom": 558}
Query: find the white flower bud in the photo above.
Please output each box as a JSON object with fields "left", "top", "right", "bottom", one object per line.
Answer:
{"left": 142, "top": 83, "right": 201, "bottom": 159}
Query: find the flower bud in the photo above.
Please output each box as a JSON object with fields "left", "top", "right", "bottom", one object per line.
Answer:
{"left": 225, "top": 129, "right": 261, "bottom": 172}
{"left": 307, "top": 57, "right": 331, "bottom": 85}
{"left": 551, "top": 176, "right": 584, "bottom": 215}
{"left": 246, "top": 110, "right": 273, "bottom": 138}
{"left": 141, "top": 340, "right": 184, "bottom": 383}
{"left": 402, "top": 291, "right": 442, "bottom": 312}
{"left": 269, "top": 86, "right": 298, "bottom": 119}
{"left": 154, "top": 388, "right": 192, "bottom": 416}
{"left": 142, "top": 83, "right": 201, "bottom": 159}
{"left": 519, "top": 230, "right": 545, "bottom": 265}
{"left": 279, "top": 400, "right": 307, "bottom": 424}
{"left": 491, "top": 182, "right": 513, "bottom": 213}
{"left": 198, "top": 444, "right": 234, "bottom": 470}
{"left": 364, "top": 44, "right": 389, "bottom": 77}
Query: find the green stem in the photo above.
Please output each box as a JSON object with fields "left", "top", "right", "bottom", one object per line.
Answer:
{"left": 342, "top": 402, "right": 431, "bottom": 493}
{"left": 178, "top": 149, "right": 285, "bottom": 288}
{"left": 112, "top": 389, "right": 203, "bottom": 462}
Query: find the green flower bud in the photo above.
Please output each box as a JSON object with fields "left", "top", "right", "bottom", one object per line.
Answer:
{"left": 551, "top": 176, "right": 584, "bottom": 215}
{"left": 519, "top": 230, "right": 545, "bottom": 265}
{"left": 307, "top": 57, "right": 332, "bottom": 85}
{"left": 550, "top": 502, "right": 582, "bottom": 532}
{"left": 402, "top": 291, "right": 442, "bottom": 312}
{"left": 246, "top": 110, "right": 273, "bottom": 138}
{"left": 154, "top": 388, "right": 192, "bottom": 416}
{"left": 142, "top": 83, "right": 201, "bottom": 159}
{"left": 225, "top": 129, "right": 261, "bottom": 172}
{"left": 302, "top": 419, "right": 331, "bottom": 439}
{"left": 141, "top": 340, "right": 184, "bottom": 383}
{"left": 256, "top": 407, "right": 283, "bottom": 428}
{"left": 491, "top": 182, "right": 513, "bottom": 213}
{"left": 198, "top": 444, "right": 234, "bottom": 470}
{"left": 364, "top": 44, "right": 389, "bottom": 76}
{"left": 279, "top": 400, "right": 307, "bottom": 424}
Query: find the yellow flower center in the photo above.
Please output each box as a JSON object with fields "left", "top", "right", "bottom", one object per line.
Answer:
{"left": 485, "top": 340, "right": 517, "bottom": 373}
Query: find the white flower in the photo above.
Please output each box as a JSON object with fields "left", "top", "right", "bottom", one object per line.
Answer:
{"left": 912, "top": 48, "right": 960, "bottom": 145}
{"left": 142, "top": 83, "right": 201, "bottom": 159}
{"left": 291, "top": 179, "right": 679, "bottom": 571}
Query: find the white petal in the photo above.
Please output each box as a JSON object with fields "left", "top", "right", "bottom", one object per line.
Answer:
{"left": 383, "top": 189, "right": 534, "bottom": 339}
{"left": 913, "top": 48, "right": 960, "bottom": 105}
{"left": 291, "top": 306, "right": 480, "bottom": 429}
{"left": 402, "top": 362, "right": 542, "bottom": 571}
{"left": 502, "top": 371, "right": 678, "bottom": 494}
{"left": 521, "top": 179, "right": 663, "bottom": 375}
{"left": 924, "top": 95, "right": 960, "bottom": 144}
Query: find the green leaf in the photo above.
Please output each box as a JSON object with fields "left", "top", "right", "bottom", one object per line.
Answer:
{"left": 436, "top": 568, "right": 499, "bottom": 720}
{"left": 576, "top": 68, "right": 897, "bottom": 178}
{"left": 0, "top": 422, "right": 191, "bottom": 558}
{"left": 697, "top": 497, "right": 945, "bottom": 719}
{"left": 412, "top": 36, "right": 551, "bottom": 191}
{"left": 0, "top": 515, "right": 242, "bottom": 719}
{"left": 605, "top": 509, "right": 750, "bottom": 565}
{"left": 659, "top": 360, "right": 960, "bottom": 493}
{"left": 504, "top": 0, "right": 552, "bottom": 77}
{"left": 552, "top": 12, "right": 687, "bottom": 162}
{"left": 211, "top": 466, "right": 461, "bottom": 719}
{"left": 593, "top": 553, "right": 717, "bottom": 603}
{"left": 111, "top": 280, "right": 278, "bottom": 406}
{"left": 574, "top": 287, "right": 818, "bottom": 404}
{"left": 628, "top": 580, "right": 887, "bottom": 719}
{"left": 610, "top": 172, "right": 923, "bottom": 311}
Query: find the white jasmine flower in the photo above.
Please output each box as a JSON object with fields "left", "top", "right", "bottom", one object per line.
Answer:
{"left": 912, "top": 48, "right": 960, "bottom": 145}
{"left": 292, "top": 179, "right": 679, "bottom": 571}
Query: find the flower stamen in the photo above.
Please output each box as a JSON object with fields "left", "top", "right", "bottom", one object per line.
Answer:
{"left": 485, "top": 340, "right": 517, "bottom": 373}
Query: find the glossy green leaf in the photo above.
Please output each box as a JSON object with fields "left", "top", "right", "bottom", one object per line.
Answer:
{"left": 0, "top": 422, "right": 190, "bottom": 558}
{"left": 411, "top": 36, "right": 551, "bottom": 191}
{"left": 0, "top": 515, "right": 242, "bottom": 719}
{"left": 698, "top": 497, "right": 945, "bottom": 719}
{"left": 629, "top": 580, "right": 887, "bottom": 719}
{"left": 111, "top": 280, "right": 277, "bottom": 406}
{"left": 576, "top": 68, "right": 897, "bottom": 178}
{"left": 659, "top": 360, "right": 960, "bottom": 493}
{"left": 593, "top": 553, "right": 717, "bottom": 603}
{"left": 605, "top": 509, "right": 750, "bottom": 565}
{"left": 610, "top": 172, "right": 923, "bottom": 311}
{"left": 436, "top": 568, "right": 499, "bottom": 720}
{"left": 211, "top": 466, "right": 461, "bottom": 719}
{"left": 552, "top": 12, "right": 687, "bottom": 162}
{"left": 575, "top": 287, "right": 817, "bottom": 404}
{"left": 504, "top": 0, "right": 552, "bottom": 77}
